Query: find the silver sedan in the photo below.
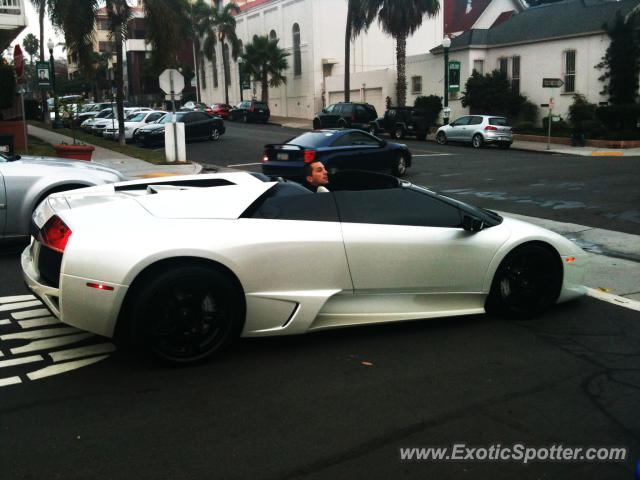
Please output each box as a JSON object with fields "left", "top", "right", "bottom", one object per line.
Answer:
{"left": 0, "top": 153, "right": 125, "bottom": 239}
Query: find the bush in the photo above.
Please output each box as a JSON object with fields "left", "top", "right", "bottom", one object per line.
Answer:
{"left": 542, "top": 116, "right": 570, "bottom": 133}
{"left": 514, "top": 100, "right": 539, "bottom": 124}
{"left": 414, "top": 95, "right": 442, "bottom": 126}
{"left": 0, "top": 63, "right": 17, "bottom": 111}
{"left": 24, "top": 98, "right": 42, "bottom": 120}
{"left": 568, "top": 94, "right": 598, "bottom": 135}
{"left": 595, "top": 104, "right": 640, "bottom": 131}
{"left": 513, "top": 121, "right": 536, "bottom": 134}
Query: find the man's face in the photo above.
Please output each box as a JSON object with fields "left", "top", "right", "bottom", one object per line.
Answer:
{"left": 306, "top": 161, "right": 328, "bottom": 187}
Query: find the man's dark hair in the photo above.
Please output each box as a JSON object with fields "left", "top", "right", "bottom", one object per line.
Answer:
{"left": 305, "top": 159, "right": 322, "bottom": 177}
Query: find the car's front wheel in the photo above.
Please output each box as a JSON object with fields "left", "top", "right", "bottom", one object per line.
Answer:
{"left": 486, "top": 244, "right": 562, "bottom": 317}
{"left": 436, "top": 131, "right": 447, "bottom": 145}
{"left": 392, "top": 154, "right": 408, "bottom": 176}
{"left": 393, "top": 126, "right": 405, "bottom": 140}
{"left": 210, "top": 127, "right": 221, "bottom": 141}
{"left": 126, "top": 265, "right": 244, "bottom": 364}
{"left": 472, "top": 133, "right": 484, "bottom": 148}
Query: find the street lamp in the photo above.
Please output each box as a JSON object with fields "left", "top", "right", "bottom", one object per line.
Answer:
{"left": 237, "top": 56, "right": 244, "bottom": 102}
{"left": 47, "top": 38, "right": 60, "bottom": 124}
{"left": 442, "top": 35, "right": 451, "bottom": 125}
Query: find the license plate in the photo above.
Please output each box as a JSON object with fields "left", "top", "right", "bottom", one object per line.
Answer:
{"left": 258, "top": 109, "right": 264, "bottom": 113}
{"left": 277, "top": 153, "right": 289, "bottom": 161}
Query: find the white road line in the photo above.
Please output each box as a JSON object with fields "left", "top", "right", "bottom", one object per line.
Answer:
{"left": 27, "top": 355, "right": 109, "bottom": 381}
{"left": 10, "top": 333, "right": 93, "bottom": 354}
{"left": 586, "top": 288, "right": 640, "bottom": 312}
{"left": 49, "top": 343, "right": 116, "bottom": 363}
{"left": 0, "top": 376, "right": 21, "bottom": 387}
{"left": 412, "top": 153, "right": 452, "bottom": 157}
{"left": 226, "top": 162, "right": 262, "bottom": 167}
{"left": 1, "top": 326, "right": 78, "bottom": 341}
{"left": 0, "top": 319, "right": 10, "bottom": 325}
{"left": 11, "top": 308, "right": 51, "bottom": 320}
{"left": 18, "top": 316, "right": 60, "bottom": 329}
{"left": 0, "top": 295, "right": 36, "bottom": 304}
{"left": 0, "top": 300, "right": 43, "bottom": 312}
{"left": 0, "top": 355, "right": 43, "bottom": 369}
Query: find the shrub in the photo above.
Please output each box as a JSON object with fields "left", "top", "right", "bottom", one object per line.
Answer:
{"left": 0, "top": 63, "right": 17, "bottom": 112}
{"left": 542, "top": 116, "right": 570, "bottom": 133}
{"left": 414, "top": 95, "right": 442, "bottom": 126}
{"left": 595, "top": 104, "right": 640, "bottom": 131}
{"left": 568, "top": 94, "right": 598, "bottom": 133}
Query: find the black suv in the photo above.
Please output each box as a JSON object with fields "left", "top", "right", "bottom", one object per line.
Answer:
{"left": 369, "top": 106, "right": 430, "bottom": 141}
{"left": 229, "top": 100, "right": 270, "bottom": 123}
{"left": 313, "top": 102, "right": 377, "bottom": 130}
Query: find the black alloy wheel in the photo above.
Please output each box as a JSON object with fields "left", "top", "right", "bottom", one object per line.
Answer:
{"left": 128, "top": 266, "right": 243, "bottom": 364}
{"left": 436, "top": 131, "right": 447, "bottom": 145}
{"left": 486, "top": 244, "right": 562, "bottom": 317}
{"left": 210, "top": 127, "right": 221, "bottom": 141}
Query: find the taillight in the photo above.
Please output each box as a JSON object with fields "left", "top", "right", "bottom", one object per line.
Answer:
{"left": 485, "top": 125, "right": 498, "bottom": 131}
{"left": 351, "top": 115, "right": 356, "bottom": 122}
{"left": 40, "top": 215, "right": 72, "bottom": 253}
{"left": 248, "top": 106, "right": 255, "bottom": 113}
{"left": 304, "top": 150, "right": 316, "bottom": 163}
{"left": 262, "top": 152, "right": 269, "bottom": 163}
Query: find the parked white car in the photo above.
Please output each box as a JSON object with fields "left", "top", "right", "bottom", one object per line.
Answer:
{"left": 103, "top": 110, "right": 166, "bottom": 140}
{"left": 81, "top": 108, "right": 115, "bottom": 132}
{"left": 436, "top": 115, "right": 513, "bottom": 149}
{"left": 22, "top": 171, "right": 587, "bottom": 364}
{"left": 91, "top": 108, "right": 151, "bottom": 136}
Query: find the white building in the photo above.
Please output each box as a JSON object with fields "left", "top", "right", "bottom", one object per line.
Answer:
{"left": 0, "top": 0, "right": 26, "bottom": 50}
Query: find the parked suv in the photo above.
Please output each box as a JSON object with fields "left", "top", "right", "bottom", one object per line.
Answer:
{"left": 369, "top": 106, "right": 430, "bottom": 140}
{"left": 313, "top": 102, "right": 377, "bottom": 130}
{"left": 435, "top": 115, "right": 513, "bottom": 149}
{"left": 229, "top": 100, "right": 270, "bottom": 123}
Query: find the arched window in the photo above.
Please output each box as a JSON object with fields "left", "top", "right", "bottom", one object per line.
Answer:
{"left": 212, "top": 47, "right": 218, "bottom": 89}
{"left": 269, "top": 30, "right": 277, "bottom": 41}
{"left": 292, "top": 23, "right": 301, "bottom": 76}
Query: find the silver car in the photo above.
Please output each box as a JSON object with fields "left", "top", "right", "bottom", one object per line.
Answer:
{"left": 0, "top": 153, "right": 125, "bottom": 239}
{"left": 436, "top": 115, "right": 513, "bottom": 149}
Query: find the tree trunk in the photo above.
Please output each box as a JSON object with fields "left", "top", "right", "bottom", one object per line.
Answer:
{"left": 344, "top": 3, "right": 352, "bottom": 102}
{"left": 222, "top": 41, "right": 230, "bottom": 105}
{"left": 395, "top": 33, "right": 407, "bottom": 107}
{"left": 261, "top": 70, "right": 268, "bottom": 104}
{"left": 39, "top": 5, "right": 49, "bottom": 125}
{"left": 115, "top": 25, "right": 126, "bottom": 145}
{"left": 192, "top": 41, "right": 201, "bottom": 102}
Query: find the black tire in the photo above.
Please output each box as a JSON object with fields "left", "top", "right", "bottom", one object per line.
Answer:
{"left": 499, "top": 142, "right": 511, "bottom": 149}
{"left": 313, "top": 119, "right": 321, "bottom": 130}
{"left": 486, "top": 244, "right": 562, "bottom": 318}
{"left": 369, "top": 125, "right": 377, "bottom": 136}
{"left": 126, "top": 266, "right": 244, "bottom": 364}
{"left": 472, "top": 133, "right": 484, "bottom": 148}
{"left": 210, "top": 127, "right": 221, "bottom": 141}
{"left": 436, "top": 131, "right": 447, "bottom": 145}
{"left": 392, "top": 154, "right": 408, "bottom": 176}
{"left": 393, "top": 125, "right": 405, "bottom": 140}
{"left": 337, "top": 119, "right": 348, "bottom": 129}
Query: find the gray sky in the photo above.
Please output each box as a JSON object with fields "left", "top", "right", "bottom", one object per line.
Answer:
{"left": 15, "top": 2, "right": 66, "bottom": 59}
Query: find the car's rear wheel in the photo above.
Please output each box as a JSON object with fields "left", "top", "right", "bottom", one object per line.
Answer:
{"left": 472, "top": 134, "right": 484, "bottom": 148}
{"left": 393, "top": 126, "right": 405, "bottom": 140}
{"left": 392, "top": 154, "right": 407, "bottom": 176}
{"left": 486, "top": 244, "right": 562, "bottom": 317}
{"left": 127, "top": 266, "right": 243, "bottom": 364}
{"left": 436, "top": 131, "right": 447, "bottom": 145}
{"left": 369, "top": 125, "right": 377, "bottom": 136}
{"left": 210, "top": 127, "right": 221, "bottom": 141}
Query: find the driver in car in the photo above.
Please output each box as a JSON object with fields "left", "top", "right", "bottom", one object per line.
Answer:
{"left": 305, "top": 160, "right": 330, "bottom": 192}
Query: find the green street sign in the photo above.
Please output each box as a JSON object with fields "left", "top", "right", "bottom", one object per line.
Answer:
{"left": 36, "top": 61, "right": 51, "bottom": 89}
{"left": 448, "top": 61, "right": 461, "bottom": 93}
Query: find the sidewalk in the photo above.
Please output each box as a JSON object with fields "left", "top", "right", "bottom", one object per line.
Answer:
{"left": 27, "top": 125, "right": 202, "bottom": 179}
{"left": 269, "top": 115, "right": 640, "bottom": 157}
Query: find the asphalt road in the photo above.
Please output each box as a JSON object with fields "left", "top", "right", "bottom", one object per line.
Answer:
{"left": 0, "top": 246, "right": 639, "bottom": 479}
{"left": 186, "top": 122, "right": 640, "bottom": 235}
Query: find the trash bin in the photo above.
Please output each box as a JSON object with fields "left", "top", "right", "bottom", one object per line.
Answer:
{"left": 0, "top": 133, "right": 15, "bottom": 157}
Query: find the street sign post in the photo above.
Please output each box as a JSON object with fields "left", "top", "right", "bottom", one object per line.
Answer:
{"left": 36, "top": 61, "right": 51, "bottom": 89}
{"left": 542, "top": 78, "right": 564, "bottom": 88}
{"left": 158, "top": 69, "right": 185, "bottom": 162}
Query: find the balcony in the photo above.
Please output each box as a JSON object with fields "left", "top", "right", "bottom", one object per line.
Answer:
{"left": 0, "top": 0, "right": 27, "bottom": 50}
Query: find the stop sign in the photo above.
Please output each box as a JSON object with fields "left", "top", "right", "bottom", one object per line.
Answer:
{"left": 159, "top": 69, "right": 184, "bottom": 96}
{"left": 13, "top": 45, "right": 24, "bottom": 80}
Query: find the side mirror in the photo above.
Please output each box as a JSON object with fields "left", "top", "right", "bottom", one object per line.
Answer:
{"left": 463, "top": 214, "right": 484, "bottom": 232}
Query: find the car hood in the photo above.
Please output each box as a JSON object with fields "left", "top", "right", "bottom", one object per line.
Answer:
{"left": 138, "top": 124, "right": 166, "bottom": 132}
{"left": 15, "top": 156, "right": 123, "bottom": 176}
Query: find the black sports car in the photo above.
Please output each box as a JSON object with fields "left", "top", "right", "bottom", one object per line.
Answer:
{"left": 261, "top": 129, "right": 411, "bottom": 179}
{"left": 135, "top": 111, "right": 225, "bottom": 146}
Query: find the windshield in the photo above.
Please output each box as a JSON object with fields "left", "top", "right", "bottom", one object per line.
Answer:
{"left": 96, "top": 109, "right": 113, "bottom": 118}
{"left": 162, "top": 112, "right": 186, "bottom": 123}
{"left": 128, "top": 112, "right": 146, "bottom": 122}
{"left": 289, "top": 131, "right": 337, "bottom": 148}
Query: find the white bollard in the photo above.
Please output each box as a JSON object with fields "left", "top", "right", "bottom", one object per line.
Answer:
{"left": 165, "top": 122, "right": 186, "bottom": 162}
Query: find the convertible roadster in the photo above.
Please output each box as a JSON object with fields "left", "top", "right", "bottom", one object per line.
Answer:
{"left": 22, "top": 171, "right": 587, "bottom": 364}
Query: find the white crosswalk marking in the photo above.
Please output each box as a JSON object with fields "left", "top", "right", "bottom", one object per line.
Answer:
{"left": 27, "top": 355, "right": 109, "bottom": 380}
{"left": 18, "top": 316, "right": 60, "bottom": 329}
{"left": 0, "top": 319, "right": 10, "bottom": 325}
{"left": 0, "top": 376, "right": 21, "bottom": 387}
{"left": 1, "top": 327, "right": 79, "bottom": 341}
{"left": 10, "top": 333, "right": 93, "bottom": 355}
{"left": 0, "top": 355, "right": 44, "bottom": 369}
{"left": 11, "top": 309, "right": 51, "bottom": 320}
{"left": 0, "top": 295, "right": 36, "bottom": 304}
{"left": 49, "top": 343, "right": 115, "bottom": 363}
{"left": 0, "top": 300, "right": 43, "bottom": 312}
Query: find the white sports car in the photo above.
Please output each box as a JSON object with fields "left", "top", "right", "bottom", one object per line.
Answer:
{"left": 21, "top": 171, "right": 587, "bottom": 364}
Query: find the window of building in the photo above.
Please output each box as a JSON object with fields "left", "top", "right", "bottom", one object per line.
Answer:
{"left": 269, "top": 30, "right": 277, "bottom": 41}
{"left": 564, "top": 50, "right": 576, "bottom": 93}
{"left": 98, "top": 41, "right": 114, "bottom": 53}
{"left": 473, "top": 59, "right": 484, "bottom": 75}
{"left": 292, "top": 23, "right": 301, "bottom": 76}
{"left": 498, "top": 57, "right": 508, "bottom": 76}
{"left": 511, "top": 55, "right": 520, "bottom": 94}
{"left": 97, "top": 19, "right": 110, "bottom": 31}
{"left": 411, "top": 76, "right": 422, "bottom": 94}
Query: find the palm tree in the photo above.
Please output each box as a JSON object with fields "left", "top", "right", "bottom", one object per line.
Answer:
{"left": 191, "top": 0, "right": 216, "bottom": 96}
{"left": 105, "top": 0, "right": 132, "bottom": 145}
{"left": 242, "top": 35, "right": 289, "bottom": 105}
{"left": 344, "top": 0, "right": 378, "bottom": 102}
{"left": 369, "top": 0, "right": 440, "bottom": 106}
{"left": 140, "top": 0, "right": 191, "bottom": 72}
{"left": 22, "top": 33, "right": 39, "bottom": 65}
{"left": 211, "top": 2, "right": 241, "bottom": 105}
